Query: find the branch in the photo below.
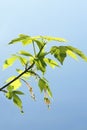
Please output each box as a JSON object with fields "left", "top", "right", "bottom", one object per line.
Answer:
{"left": 0, "top": 62, "right": 35, "bottom": 91}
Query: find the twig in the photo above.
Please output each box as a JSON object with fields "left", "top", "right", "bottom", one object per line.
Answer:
{"left": 0, "top": 62, "right": 35, "bottom": 91}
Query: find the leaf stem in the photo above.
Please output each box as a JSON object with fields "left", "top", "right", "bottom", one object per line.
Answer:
{"left": 33, "top": 41, "right": 36, "bottom": 56}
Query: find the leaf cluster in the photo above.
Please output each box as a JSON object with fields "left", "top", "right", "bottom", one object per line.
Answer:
{"left": 1, "top": 34, "right": 87, "bottom": 112}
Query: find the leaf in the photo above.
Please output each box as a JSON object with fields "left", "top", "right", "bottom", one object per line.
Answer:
{"left": 34, "top": 40, "right": 45, "bottom": 49}
{"left": 3, "top": 55, "right": 27, "bottom": 69}
{"left": 13, "top": 94, "right": 23, "bottom": 111}
{"left": 19, "top": 34, "right": 32, "bottom": 45}
{"left": 6, "top": 92, "right": 13, "bottom": 99}
{"left": 7, "top": 85, "right": 14, "bottom": 92}
{"left": 38, "top": 78, "right": 52, "bottom": 97}
{"left": 44, "top": 58, "right": 59, "bottom": 68}
{"left": 3, "top": 56, "right": 17, "bottom": 69}
{"left": 42, "top": 36, "right": 67, "bottom": 42}
{"left": 19, "top": 50, "right": 33, "bottom": 57}
{"left": 9, "top": 34, "right": 30, "bottom": 44}
{"left": 13, "top": 90, "right": 24, "bottom": 95}
{"left": 66, "top": 50, "right": 78, "bottom": 60}
{"left": 66, "top": 46, "right": 87, "bottom": 61}
{"left": 13, "top": 55, "right": 27, "bottom": 66}
{"left": 16, "top": 69, "right": 31, "bottom": 78}
{"left": 9, "top": 35, "right": 67, "bottom": 45}
{"left": 46, "top": 85, "right": 52, "bottom": 97}
{"left": 38, "top": 78, "right": 46, "bottom": 92}
{"left": 6, "top": 76, "right": 22, "bottom": 90}
{"left": 50, "top": 46, "right": 67, "bottom": 64}
{"left": 35, "top": 59, "right": 46, "bottom": 73}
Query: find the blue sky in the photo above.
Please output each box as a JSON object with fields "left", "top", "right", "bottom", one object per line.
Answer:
{"left": 0, "top": 0, "right": 87, "bottom": 130}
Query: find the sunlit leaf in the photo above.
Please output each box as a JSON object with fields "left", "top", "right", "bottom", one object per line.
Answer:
{"left": 6, "top": 92, "right": 13, "bottom": 99}
{"left": 34, "top": 40, "right": 45, "bottom": 49}
{"left": 9, "top": 34, "right": 30, "bottom": 44}
{"left": 44, "top": 58, "right": 59, "bottom": 68}
{"left": 3, "top": 55, "right": 27, "bottom": 69}
{"left": 16, "top": 69, "right": 31, "bottom": 78}
{"left": 13, "top": 55, "right": 27, "bottom": 66}
{"left": 66, "top": 46, "right": 87, "bottom": 61}
{"left": 6, "top": 76, "right": 22, "bottom": 90}
{"left": 3, "top": 56, "right": 17, "bottom": 69}
{"left": 19, "top": 50, "right": 33, "bottom": 57}
{"left": 42, "top": 36, "right": 67, "bottom": 42}
{"left": 66, "top": 50, "right": 78, "bottom": 60}
{"left": 7, "top": 85, "right": 14, "bottom": 92}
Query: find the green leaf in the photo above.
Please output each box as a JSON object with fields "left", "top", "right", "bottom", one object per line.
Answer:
{"left": 18, "top": 34, "right": 33, "bottom": 45}
{"left": 9, "top": 35, "right": 67, "bottom": 46}
{"left": 50, "top": 46, "right": 67, "bottom": 64}
{"left": 35, "top": 59, "right": 47, "bottom": 73}
{"left": 13, "top": 90, "right": 24, "bottom": 95}
{"left": 7, "top": 85, "right": 14, "bottom": 92}
{"left": 19, "top": 50, "right": 33, "bottom": 57}
{"left": 6, "top": 92, "right": 13, "bottom": 99}
{"left": 13, "top": 55, "right": 27, "bottom": 66}
{"left": 66, "top": 50, "right": 78, "bottom": 60}
{"left": 6, "top": 76, "right": 22, "bottom": 90}
{"left": 16, "top": 69, "right": 31, "bottom": 78}
{"left": 47, "top": 86, "right": 52, "bottom": 97}
{"left": 38, "top": 78, "right": 46, "bottom": 92}
{"left": 3, "top": 56, "right": 17, "bottom": 69}
{"left": 66, "top": 46, "right": 87, "bottom": 61}
{"left": 34, "top": 40, "right": 45, "bottom": 49}
{"left": 42, "top": 36, "right": 67, "bottom": 42}
{"left": 13, "top": 94, "right": 23, "bottom": 111}
{"left": 9, "top": 34, "right": 30, "bottom": 45}
{"left": 3, "top": 55, "right": 27, "bottom": 69}
{"left": 38, "top": 78, "right": 52, "bottom": 97}
{"left": 44, "top": 58, "right": 59, "bottom": 68}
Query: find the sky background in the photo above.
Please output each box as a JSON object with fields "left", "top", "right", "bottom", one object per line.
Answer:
{"left": 0, "top": 0, "right": 87, "bottom": 130}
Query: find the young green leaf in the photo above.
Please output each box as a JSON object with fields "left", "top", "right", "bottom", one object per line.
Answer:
{"left": 3, "top": 55, "right": 27, "bottom": 69}
{"left": 38, "top": 78, "right": 52, "bottom": 97}
{"left": 13, "top": 90, "right": 24, "bottom": 95}
{"left": 46, "top": 85, "right": 52, "bottom": 97}
{"left": 38, "top": 78, "right": 46, "bottom": 92}
{"left": 42, "top": 36, "right": 67, "bottom": 42}
{"left": 50, "top": 46, "right": 67, "bottom": 64}
{"left": 6, "top": 76, "right": 22, "bottom": 90}
{"left": 44, "top": 58, "right": 59, "bottom": 68}
{"left": 13, "top": 55, "right": 27, "bottom": 66}
{"left": 16, "top": 69, "right": 31, "bottom": 78}
{"left": 66, "top": 46, "right": 87, "bottom": 61}
{"left": 7, "top": 85, "right": 14, "bottom": 92}
{"left": 66, "top": 50, "right": 78, "bottom": 60}
{"left": 35, "top": 59, "right": 47, "bottom": 73}
{"left": 6, "top": 92, "right": 13, "bottom": 99}
{"left": 34, "top": 40, "right": 45, "bottom": 49}
{"left": 19, "top": 50, "right": 33, "bottom": 57}
{"left": 3, "top": 56, "right": 17, "bottom": 69}
{"left": 9, "top": 34, "right": 30, "bottom": 44}
{"left": 13, "top": 94, "right": 23, "bottom": 112}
